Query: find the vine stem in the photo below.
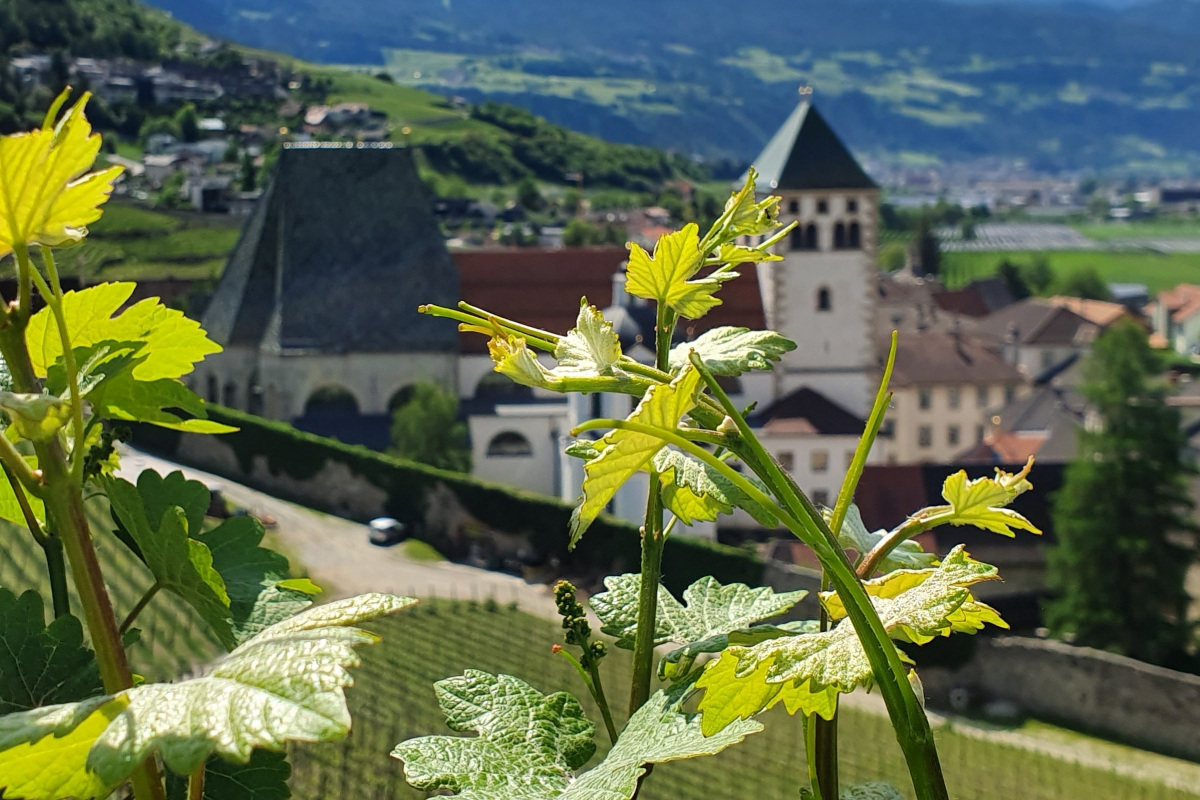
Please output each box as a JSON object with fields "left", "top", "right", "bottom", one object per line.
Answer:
{"left": 187, "top": 765, "right": 205, "bottom": 800}
{"left": 38, "top": 246, "right": 87, "bottom": 482}
{"left": 857, "top": 510, "right": 954, "bottom": 579}
{"left": 0, "top": 248, "right": 167, "bottom": 800}
{"left": 120, "top": 580, "right": 162, "bottom": 635}
{"left": 687, "top": 352, "right": 949, "bottom": 800}
{"left": 554, "top": 647, "right": 618, "bottom": 744}
{"left": 2, "top": 463, "right": 71, "bottom": 618}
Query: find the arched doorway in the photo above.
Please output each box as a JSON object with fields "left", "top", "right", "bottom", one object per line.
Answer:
{"left": 304, "top": 385, "right": 360, "bottom": 415}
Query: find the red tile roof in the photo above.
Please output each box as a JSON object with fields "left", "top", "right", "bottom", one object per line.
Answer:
{"left": 453, "top": 246, "right": 766, "bottom": 354}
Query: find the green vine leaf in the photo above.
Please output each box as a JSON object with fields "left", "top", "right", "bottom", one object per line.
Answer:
{"left": 569, "top": 364, "right": 704, "bottom": 544}
{"left": 553, "top": 299, "right": 623, "bottom": 375}
{"left": 929, "top": 459, "right": 1041, "bottom": 537}
{"left": 0, "top": 593, "right": 413, "bottom": 797}
{"left": 719, "top": 168, "right": 782, "bottom": 239}
{"left": 668, "top": 327, "right": 796, "bottom": 376}
{"left": 697, "top": 546, "right": 1004, "bottom": 733}
{"left": 90, "top": 370, "right": 234, "bottom": 433}
{"left": 625, "top": 224, "right": 737, "bottom": 319}
{"left": 393, "top": 672, "right": 760, "bottom": 800}
{"left": 104, "top": 473, "right": 235, "bottom": 647}
{"left": 165, "top": 751, "right": 292, "bottom": 800}
{"left": 0, "top": 449, "right": 44, "bottom": 525}
{"left": 826, "top": 505, "right": 936, "bottom": 574}
{"left": 655, "top": 449, "right": 778, "bottom": 527}
{"left": 488, "top": 333, "right": 644, "bottom": 397}
{"left": 0, "top": 589, "right": 102, "bottom": 713}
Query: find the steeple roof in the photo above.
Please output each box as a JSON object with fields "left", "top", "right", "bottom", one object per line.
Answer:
{"left": 203, "top": 145, "right": 459, "bottom": 354}
{"left": 743, "top": 99, "right": 876, "bottom": 192}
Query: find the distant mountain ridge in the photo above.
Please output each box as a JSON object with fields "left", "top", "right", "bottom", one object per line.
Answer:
{"left": 142, "top": 0, "right": 1200, "bottom": 173}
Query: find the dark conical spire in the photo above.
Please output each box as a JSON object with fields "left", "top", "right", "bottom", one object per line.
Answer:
{"left": 742, "top": 95, "right": 876, "bottom": 192}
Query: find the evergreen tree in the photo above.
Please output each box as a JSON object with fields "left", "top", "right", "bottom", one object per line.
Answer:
{"left": 913, "top": 216, "right": 941, "bottom": 278}
{"left": 239, "top": 150, "right": 257, "bottom": 192}
{"left": 1045, "top": 321, "right": 1197, "bottom": 665}
{"left": 389, "top": 382, "right": 471, "bottom": 473}
{"left": 1058, "top": 265, "right": 1111, "bottom": 300}
{"left": 996, "top": 259, "right": 1031, "bottom": 300}
{"left": 174, "top": 103, "right": 199, "bottom": 143}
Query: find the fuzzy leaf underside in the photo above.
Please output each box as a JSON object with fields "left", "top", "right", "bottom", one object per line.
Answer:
{"left": 0, "top": 590, "right": 102, "bottom": 714}
{"left": 394, "top": 673, "right": 760, "bottom": 800}
{"left": 654, "top": 449, "right": 778, "bottom": 527}
{"left": 932, "top": 460, "right": 1040, "bottom": 537}
{"left": 697, "top": 547, "right": 1003, "bottom": 733}
{"left": 0, "top": 594, "right": 413, "bottom": 797}
{"left": 668, "top": 327, "right": 796, "bottom": 376}
{"left": 569, "top": 365, "right": 703, "bottom": 544}
{"left": 589, "top": 573, "right": 805, "bottom": 655}
{"left": 554, "top": 300, "right": 623, "bottom": 375}
{"left": 827, "top": 505, "right": 936, "bottom": 575}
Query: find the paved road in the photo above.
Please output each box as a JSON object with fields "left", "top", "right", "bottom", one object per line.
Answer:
{"left": 116, "top": 446, "right": 560, "bottom": 618}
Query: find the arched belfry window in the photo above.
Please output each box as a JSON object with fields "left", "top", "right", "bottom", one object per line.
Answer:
{"left": 834, "top": 222, "right": 847, "bottom": 250}
{"left": 848, "top": 221, "right": 862, "bottom": 249}
{"left": 816, "top": 286, "right": 832, "bottom": 312}
{"left": 486, "top": 431, "right": 533, "bottom": 457}
{"left": 790, "top": 225, "right": 805, "bottom": 251}
{"left": 805, "top": 223, "right": 818, "bottom": 250}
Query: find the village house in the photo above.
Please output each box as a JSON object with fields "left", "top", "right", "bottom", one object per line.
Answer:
{"left": 1148, "top": 284, "right": 1200, "bottom": 356}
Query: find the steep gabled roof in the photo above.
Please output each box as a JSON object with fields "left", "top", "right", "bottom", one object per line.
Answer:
{"left": 751, "top": 386, "right": 865, "bottom": 435}
{"left": 888, "top": 329, "right": 1024, "bottom": 387}
{"left": 742, "top": 100, "right": 876, "bottom": 192}
{"left": 973, "top": 298, "right": 1098, "bottom": 348}
{"left": 203, "top": 145, "right": 459, "bottom": 354}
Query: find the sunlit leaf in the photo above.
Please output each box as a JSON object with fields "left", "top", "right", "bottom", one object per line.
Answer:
{"left": 488, "top": 333, "right": 643, "bottom": 397}
{"left": 0, "top": 594, "right": 413, "bottom": 796}
{"left": 0, "top": 92, "right": 122, "bottom": 259}
{"left": 626, "top": 224, "right": 737, "bottom": 319}
{"left": 698, "top": 546, "right": 1004, "bottom": 732}
{"left": 393, "top": 673, "right": 760, "bottom": 800}
{"left": 929, "top": 458, "right": 1040, "bottom": 537}
{"left": 825, "top": 504, "right": 936, "bottom": 575}
{"left": 569, "top": 365, "right": 703, "bottom": 544}
{"left": 668, "top": 327, "right": 796, "bottom": 376}
{"left": 0, "top": 451, "right": 43, "bottom": 525}
{"left": 553, "top": 299, "right": 622, "bottom": 375}
{"left": 718, "top": 168, "right": 782, "bottom": 239}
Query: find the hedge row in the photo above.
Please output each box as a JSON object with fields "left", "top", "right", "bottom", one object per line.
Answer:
{"left": 132, "top": 406, "right": 764, "bottom": 594}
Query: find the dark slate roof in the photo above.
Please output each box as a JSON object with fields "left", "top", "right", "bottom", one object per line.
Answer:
{"left": 750, "top": 386, "right": 865, "bottom": 435}
{"left": 888, "top": 330, "right": 1024, "bottom": 387}
{"left": 203, "top": 145, "right": 459, "bottom": 354}
{"left": 973, "top": 298, "right": 1098, "bottom": 348}
{"left": 740, "top": 100, "right": 876, "bottom": 192}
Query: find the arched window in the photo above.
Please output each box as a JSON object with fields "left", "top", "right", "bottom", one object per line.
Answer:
{"left": 206, "top": 375, "right": 218, "bottom": 404}
{"left": 304, "top": 385, "right": 360, "bottom": 415}
{"left": 805, "top": 223, "right": 818, "bottom": 250}
{"left": 816, "top": 286, "right": 832, "bottom": 312}
{"left": 848, "top": 221, "right": 862, "bottom": 249}
{"left": 834, "top": 222, "right": 847, "bottom": 250}
{"left": 387, "top": 385, "right": 416, "bottom": 413}
{"left": 486, "top": 431, "right": 533, "bottom": 457}
{"left": 222, "top": 381, "right": 237, "bottom": 409}
{"left": 791, "top": 223, "right": 820, "bottom": 251}
{"left": 790, "top": 225, "right": 806, "bottom": 251}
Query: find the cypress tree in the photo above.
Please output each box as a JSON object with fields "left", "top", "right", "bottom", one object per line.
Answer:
{"left": 1045, "top": 320, "right": 1197, "bottom": 665}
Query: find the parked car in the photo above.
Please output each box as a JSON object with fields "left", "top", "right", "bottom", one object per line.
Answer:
{"left": 367, "top": 517, "right": 408, "bottom": 547}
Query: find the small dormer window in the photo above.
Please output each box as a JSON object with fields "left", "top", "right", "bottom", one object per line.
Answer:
{"left": 847, "top": 198, "right": 858, "bottom": 213}
{"left": 817, "top": 199, "right": 829, "bottom": 214}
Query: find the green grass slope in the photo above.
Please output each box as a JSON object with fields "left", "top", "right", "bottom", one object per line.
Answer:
{"left": 290, "top": 600, "right": 1200, "bottom": 800}
{"left": 940, "top": 250, "right": 1200, "bottom": 295}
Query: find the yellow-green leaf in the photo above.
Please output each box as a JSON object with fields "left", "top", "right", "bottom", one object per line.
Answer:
{"left": 0, "top": 93, "right": 122, "bottom": 259}
{"left": 932, "top": 458, "right": 1040, "bottom": 537}
{"left": 0, "top": 696, "right": 128, "bottom": 800}
{"left": 554, "top": 298, "right": 623, "bottom": 375}
{"left": 626, "top": 224, "right": 737, "bottom": 319}
{"left": 569, "top": 364, "right": 703, "bottom": 544}
{"left": 27, "top": 283, "right": 221, "bottom": 381}
{"left": 719, "top": 168, "right": 782, "bottom": 239}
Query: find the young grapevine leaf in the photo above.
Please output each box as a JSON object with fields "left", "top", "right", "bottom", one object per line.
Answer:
{"left": 553, "top": 299, "right": 623, "bottom": 375}
{"left": 826, "top": 505, "right": 936, "bottom": 574}
{"left": 0, "top": 696, "right": 129, "bottom": 800}
{"left": 625, "top": 224, "right": 737, "bottom": 319}
{"left": 134, "top": 468, "right": 211, "bottom": 537}
{"left": 569, "top": 364, "right": 704, "bottom": 544}
{"left": 27, "top": 283, "right": 220, "bottom": 382}
{"left": 718, "top": 168, "right": 782, "bottom": 239}
{"left": 0, "top": 590, "right": 102, "bottom": 712}
{"left": 930, "top": 459, "right": 1040, "bottom": 537}
{"left": 488, "top": 333, "right": 644, "bottom": 397}
{"left": 0, "top": 92, "right": 122, "bottom": 259}
{"left": 0, "top": 451, "right": 44, "bottom": 525}
{"left": 104, "top": 474, "right": 236, "bottom": 647}
{"left": 655, "top": 449, "right": 778, "bottom": 526}
{"left": 203, "top": 515, "right": 319, "bottom": 646}
{"left": 710, "top": 241, "right": 782, "bottom": 265}
{"left": 590, "top": 573, "right": 805, "bottom": 655}
{"left": 668, "top": 327, "right": 796, "bottom": 376}
{"left": 820, "top": 549, "right": 1007, "bottom": 641}
{"left": 164, "top": 750, "right": 291, "bottom": 800}
{"left": 393, "top": 672, "right": 760, "bottom": 800}
{"left": 90, "top": 371, "right": 234, "bottom": 433}
{"left": 697, "top": 546, "right": 1004, "bottom": 732}
{"left": 0, "top": 593, "right": 412, "bottom": 796}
